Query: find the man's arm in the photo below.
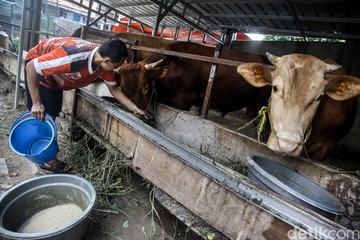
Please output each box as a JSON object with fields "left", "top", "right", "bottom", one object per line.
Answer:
{"left": 26, "top": 60, "right": 46, "bottom": 120}
{"left": 107, "top": 84, "right": 148, "bottom": 117}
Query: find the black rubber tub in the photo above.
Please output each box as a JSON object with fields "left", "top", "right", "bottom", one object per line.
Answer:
{"left": 247, "top": 155, "right": 346, "bottom": 219}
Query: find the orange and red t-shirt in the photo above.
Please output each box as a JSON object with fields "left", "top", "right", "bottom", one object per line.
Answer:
{"left": 25, "top": 37, "right": 117, "bottom": 90}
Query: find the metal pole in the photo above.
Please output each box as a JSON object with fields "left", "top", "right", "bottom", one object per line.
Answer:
{"left": 10, "top": 3, "right": 14, "bottom": 39}
{"left": 14, "top": 1, "right": 27, "bottom": 109}
{"left": 153, "top": 3, "right": 162, "bottom": 36}
{"left": 28, "top": 0, "right": 41, "bottom": 49}
{"left": 82, "top": 0, "right": 93, "bottom": 39}
{"left": 187, "top": 28, "right": 192, "bottom": 42}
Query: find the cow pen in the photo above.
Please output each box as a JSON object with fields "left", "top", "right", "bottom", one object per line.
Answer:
{"left": 0, "top": 0, "right": 359, "bottom": 239}
{"left": 0, "top": 25, "right": 359, "bottom": 238}
{"left": 34, "top": 28, "right": 358, "bottom": 239}
{"left": 1, "top": 27, "right": 359, "bottom": 239}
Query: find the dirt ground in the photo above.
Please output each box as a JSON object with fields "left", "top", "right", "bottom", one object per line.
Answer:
{"left": 0, "top": 71, "right": 206, "bottom": 240}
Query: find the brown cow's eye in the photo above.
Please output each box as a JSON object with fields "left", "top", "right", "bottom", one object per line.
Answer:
{"left": 272, "top": 86, "right": 278, "bottom": 92}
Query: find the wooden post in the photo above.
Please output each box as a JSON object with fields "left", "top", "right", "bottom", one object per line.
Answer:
{"left": 131, "top": 40, "right": 139, "bottom": 63}
{"left": 200, "top": 43, "right": 222, "bottom": 117}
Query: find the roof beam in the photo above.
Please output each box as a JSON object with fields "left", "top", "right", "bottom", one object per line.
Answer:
{"left": 185, "top": 0, "right": 283, "bottom": 3}
{"left": 177, "top": 0, "right": 221, "bottom": 29}
{"left": 149, "top": 0, "right": 224, "bottom": 44}
{"left": 66, "top": 0, "right": 153, "bottom": 32}
{"left": 199, "top": 14, "right": 360, "bottom": 24}
{"left": 285, "top": 0, "right": 307, "bottom": 40}
{"left": 89, "top": 9, "right": 111, "bottom": 27}
{"left": 159, "top": 0, "right": 179, "bottom": 21}
{"left": 112, "top": 2, "right": 155, "bottom": 8}
{"left": 222, "top": 24, "right": 358, "bottom": 40}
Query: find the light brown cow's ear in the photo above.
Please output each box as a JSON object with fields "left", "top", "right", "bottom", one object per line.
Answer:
{"left": 237, "top": 63, "right": 272, "bottom": 87}
{"left": 325, "top": 75, "right": 360, "bottom": 101}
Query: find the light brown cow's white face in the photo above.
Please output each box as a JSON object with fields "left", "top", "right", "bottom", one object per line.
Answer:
{"left": 237, "top": 53, "right": 360, "bottom": 157}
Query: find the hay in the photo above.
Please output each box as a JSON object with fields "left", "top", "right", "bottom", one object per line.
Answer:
{"left": 237, "top": 106, "right": 269, "bottom": 142}
{"left": 62, "top": 119, "right": 133, "bottom": 209}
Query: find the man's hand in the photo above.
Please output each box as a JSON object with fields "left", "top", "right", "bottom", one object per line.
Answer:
{"left": 106, "top": 85, "right": 151, "bottom": 119}
{"left": 130, "top": 105, "right": 150, "bottom": 119}
{"left": 31, "top": 102, "right": 46, "bottom": 120}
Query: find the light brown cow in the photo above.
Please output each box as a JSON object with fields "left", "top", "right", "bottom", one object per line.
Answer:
{"left": 237, "top": 53, "right": 360, "bottom": 161}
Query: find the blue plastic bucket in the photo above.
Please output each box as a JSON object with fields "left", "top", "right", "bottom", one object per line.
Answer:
{"left": 8, "top": 112, "right": 59, "bottom": 164}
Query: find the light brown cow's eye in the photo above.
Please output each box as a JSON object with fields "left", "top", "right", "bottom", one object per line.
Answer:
{"left": 311, "top": 93, "right": 324, "bottom": 105}
{"left": 316, "top": 93, "right": 324, "bottom": 102}
{"left": 272, "top": 86, "right": 278, "bottom": 92}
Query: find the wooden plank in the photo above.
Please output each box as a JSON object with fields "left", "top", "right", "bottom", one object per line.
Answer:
{"left": 75, "top": 96, "right": 138, "bottom": 158}
{"left": 132, "top": 135, "right": 293, "bottom": 239}
{"left": 129, "top": 45, "right": 254, "bottom": 68}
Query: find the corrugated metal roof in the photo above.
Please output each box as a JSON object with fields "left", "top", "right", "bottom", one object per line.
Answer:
{"left": 67, "top": 0, "right": 360, "bottom": 43}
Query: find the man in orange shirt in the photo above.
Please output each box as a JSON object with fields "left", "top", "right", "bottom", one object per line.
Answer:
{"left": 25, "top": 37, "right": 147, "bottom": 173}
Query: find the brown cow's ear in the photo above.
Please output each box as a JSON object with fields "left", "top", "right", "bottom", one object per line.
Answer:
{"left": 237, "top": 63, "right": 272, "bottom": 87}
{"left": 152, "top": 67, "right": 169, "bottom": 79}
{"left": 325, "top": 75, "right": 360, "bottom": 101}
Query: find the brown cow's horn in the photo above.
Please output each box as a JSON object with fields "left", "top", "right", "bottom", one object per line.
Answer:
{"left": 144, "top": 59, "right": 164, "bottom": 70}
{"left": 324, "top": 62, "right": 342, "bottom": 73}
{"left": 266, "top": 52, "right": 280, "bottom": 66}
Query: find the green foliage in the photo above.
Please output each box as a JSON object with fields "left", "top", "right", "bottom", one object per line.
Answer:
{"left": 12, "top": 37, "right": 20, "bottom": 53}
{"left": 263, "top": 34, "right": 344, "bottom": 42}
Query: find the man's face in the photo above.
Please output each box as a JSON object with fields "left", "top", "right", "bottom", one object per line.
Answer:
{"left": 101, "top": 57, "right": 125, "bottom": 71}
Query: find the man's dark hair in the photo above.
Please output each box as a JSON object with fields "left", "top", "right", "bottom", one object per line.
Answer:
{"left": 98, "top": 39, "right": 128, "bottom": 63}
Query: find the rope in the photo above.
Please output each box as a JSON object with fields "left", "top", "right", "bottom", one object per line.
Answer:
{"left": 151, "top": 89, "right": 179, "bottom": 125}
{"left": 300, "top": 125, "right": 312, "bottom": 146}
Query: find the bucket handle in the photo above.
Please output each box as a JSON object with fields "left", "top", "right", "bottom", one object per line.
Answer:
{"left": 10, "top": 112, "right": 58, "bottom": 139}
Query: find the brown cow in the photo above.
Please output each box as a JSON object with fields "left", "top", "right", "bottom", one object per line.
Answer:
{"left": 115, "top": 41, "right": 271, "bottom": 118}
{"left": 72, "top": 29, "right": 175, "bottom": 61}
{"left": 237, "top": 53, "right": 360, "bottom": 161}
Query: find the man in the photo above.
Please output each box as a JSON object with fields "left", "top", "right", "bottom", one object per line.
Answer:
{"left": 25, "top": 37, "right": 147, "bottom": 173}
